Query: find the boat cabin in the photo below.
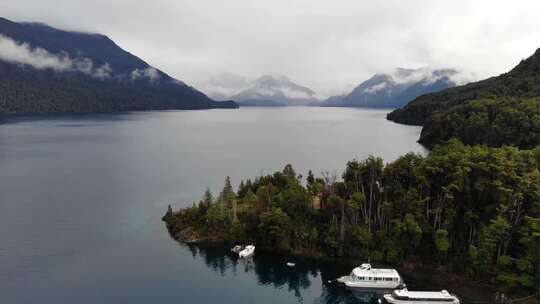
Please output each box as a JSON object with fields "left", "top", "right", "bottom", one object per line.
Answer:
{"left": 350, "top": 263, "right": 401, "bottom": 283}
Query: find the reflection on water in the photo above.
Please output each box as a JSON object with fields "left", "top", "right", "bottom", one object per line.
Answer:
{"left": 183, "top": 243, "right": 387, "bottom": 304}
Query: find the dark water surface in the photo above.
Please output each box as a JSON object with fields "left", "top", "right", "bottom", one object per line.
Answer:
{"left": 0, "top": 107, "right": 426, "bottom": 303}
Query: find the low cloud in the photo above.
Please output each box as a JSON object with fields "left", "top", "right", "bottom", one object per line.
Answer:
{"left": 280, "top": 87, "right": 315, "bottom": 100}
{"left": 0, "top": 34, "right": 72, "bottom": 70}
{"left": 131, "top": 67, "right": 160, "bottom": 82}
{"left": 93, "top": 63, "right": 112, "bottom": 79}
{"left": 389, "top": 67, "right": 472, "bottom": 87}
{"left": 392, "top": 68, "right": 454, "bottom": 85}
{"left": 200, "top": 72, "right": 250, "bottom": 99}
{"left": 0, "top": 34, "right": 112, "bottom": 78}
{"left": 364, "top": 82, "right": 388, "bottom": 94}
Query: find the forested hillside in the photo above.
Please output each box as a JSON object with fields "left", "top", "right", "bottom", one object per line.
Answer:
{"left": 418, "top": 97, "right": 540, "bottom": 149}
{"left": 387, "top": 48, "right": 540, "bottom": 126}
{"left": 164, "top": 140, "right": 540, "bottom": 294}
{"left": 0, "top": 17, "right": 237, "bottom": 114}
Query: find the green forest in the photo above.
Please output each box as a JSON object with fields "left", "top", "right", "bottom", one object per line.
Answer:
{"left": 164, "top": 139, "right": 540, "bottom": 294}
{"left": 387, "top": 48, "right": 540, "bottom": 127}
{"left": 419, "top": 97, "right": 540, "bottom": 149}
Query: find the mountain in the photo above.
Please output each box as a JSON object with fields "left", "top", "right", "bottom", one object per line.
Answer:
{"left": 0, "top": 17, "right": 237, "bottom": 114}
{"left": 227, "top": 75, "right": 318, "bottom": 106}
{"left": 386, "top": 48, "right": 540, "bottom": 149}
{"left": 201, "top": 72, "right": 250, "bottom": 101}
{"left": 322, "top": 68, "right": 458, "bottom": 108}
{"left": 387, "top": 49, "right": 540, "bottom": 126}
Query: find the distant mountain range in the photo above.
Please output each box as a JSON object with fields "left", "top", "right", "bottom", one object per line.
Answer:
{"left": 201, "top": 68, "right": 460, "bottom": 108}
{"left": 202, "top": 74, "right": 318, "bottom": 106}
{"left": 0, "top": 17, "right": 237, "bottom": 115}
{"left": 321, "top": 68, "right": 459, "bottom": 108}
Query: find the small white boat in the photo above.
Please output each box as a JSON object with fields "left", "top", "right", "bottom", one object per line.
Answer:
{"left": 238, "top": 245, "right": 255, "bottom": 258}
{"left": 286, "top": 262, "right": 295, "bottom": 267}
{"left": 336, "top": 263, "right": 403, "bottom": 290}
{"left": 230, "top": 245, "right": 243, "bottom": 253}
{"left": 384, "top": 288, "right": 460, "bottom": 304}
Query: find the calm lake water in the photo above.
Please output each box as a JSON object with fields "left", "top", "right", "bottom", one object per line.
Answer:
{"left": 0, "top": 107, "right": 427, "bottom": 304}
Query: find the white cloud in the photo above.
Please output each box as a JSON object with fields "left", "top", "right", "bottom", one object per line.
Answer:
{"left": 0, "top": 34, "right": 72, "bottom": 70}
{"left": 0, "top": 34, "right": 112, "bottom": 78}
{"left": 131, "top": 67, "right": 160, "bottom": 82}
{"left": 364, "top": 82, "right": 388, "bottom": 94}
{"left": 391, "top": 68, "right": 469, "bottom": 86}
{"left": 93, "top": 63, "right": 112, "bottom": 79}
{"left": 280, "top": 87, "right": 313, "bottom": 99}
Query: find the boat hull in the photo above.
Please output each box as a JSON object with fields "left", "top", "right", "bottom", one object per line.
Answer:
{"left": 383, "top": 294, "right": 459, "bottom": 304}
{"left": 337, "top": 275, "right": 402, "bottom": 290}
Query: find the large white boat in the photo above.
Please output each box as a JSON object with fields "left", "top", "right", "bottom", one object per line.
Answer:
{"left": 336, "top": 263, "right": 403, "bottom": 289}
{"left": 384, "top": 288, "right": 460, "bottom": 304}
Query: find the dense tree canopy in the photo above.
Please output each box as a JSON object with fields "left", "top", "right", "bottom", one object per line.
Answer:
{"left": 387, "top": 48, "right": 540, "bottom": 126}
{"left": 164, "top": 139, "right": 540, "bottom": 294}
{"left": 419, "top": 97, "right": 540, "bottom": 149}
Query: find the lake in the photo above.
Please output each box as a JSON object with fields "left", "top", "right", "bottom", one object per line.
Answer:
{"left": 0, "top": 107, "right": 427, "bottom": 303}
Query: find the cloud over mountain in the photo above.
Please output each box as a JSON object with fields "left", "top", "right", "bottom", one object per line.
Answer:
{"left": 0, "top": 34, "right": 112, "bottom": 78}
{"left": 131, "top": 67, "right": 160, "bottom": 82}
{"left": 322, "top": 68, "right": 465, "bottom": 108}
{"left": 201, "top": 74, "right": 319, "bottom": 106}
{"left": 0, "top": 17, "right": 237, "bottom": 114}
{"left": 2, "top": 0, "right": 540, "bottom": 95}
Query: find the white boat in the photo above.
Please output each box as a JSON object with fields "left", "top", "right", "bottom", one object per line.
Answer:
{"left": 238, "top": 245, "right": 255, "bottom": 258}
{"left": 336, "top": 263, "right": 403, "bottom": 289}
{"left": 384, "top": 288, "right": 460, "bottom": 304}
{"left": 286, "top": 262, "right": 295, "bottom": 267}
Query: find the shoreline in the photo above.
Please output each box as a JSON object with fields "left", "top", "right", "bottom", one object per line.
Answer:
{"left": 165, "top": 224, "right": 539, "bottom": 303}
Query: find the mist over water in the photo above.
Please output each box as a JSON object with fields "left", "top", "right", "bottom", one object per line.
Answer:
{"left": 0, "top": 107, "right": 425, "bottom": 303}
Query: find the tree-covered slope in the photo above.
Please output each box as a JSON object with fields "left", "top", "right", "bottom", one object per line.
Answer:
{"left": 418, "top": 97, "right": 540, "bottom": 149}
{"left": 387, "top": 48, "right": 540, "bottom": 126}
{"left": 0, "top": 17, "right": 237, "bottom": 114}
{"left": 164, "top": 141, "right": 540, "bottom": 294}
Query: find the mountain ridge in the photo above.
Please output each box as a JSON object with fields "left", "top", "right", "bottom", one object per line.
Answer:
{"left": 0, "top": 17, "right": 237, "bottom": 114}
{"left": 387, "top": 48, "right": 540, "bottom": 125}
{"left": 386, "top": 48, "right": 540, "bottom": 149}
{"left": 230, "top": 74, "right": 318, "bottom": 106}
{"left": 321, "top": 68, "right": 459, "bottom": 108}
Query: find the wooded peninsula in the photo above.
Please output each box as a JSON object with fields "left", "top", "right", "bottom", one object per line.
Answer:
{"left": 164, "top": 138, "right": 540, "bottom": 296}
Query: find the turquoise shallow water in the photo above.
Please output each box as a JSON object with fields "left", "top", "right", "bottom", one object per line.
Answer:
{"left": 0, "top": 107, "right": 426, "bottom": 303}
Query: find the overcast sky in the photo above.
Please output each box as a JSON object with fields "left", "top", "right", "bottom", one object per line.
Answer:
{"left": 2, "top": 0, "right": 540, "bottom": 97}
